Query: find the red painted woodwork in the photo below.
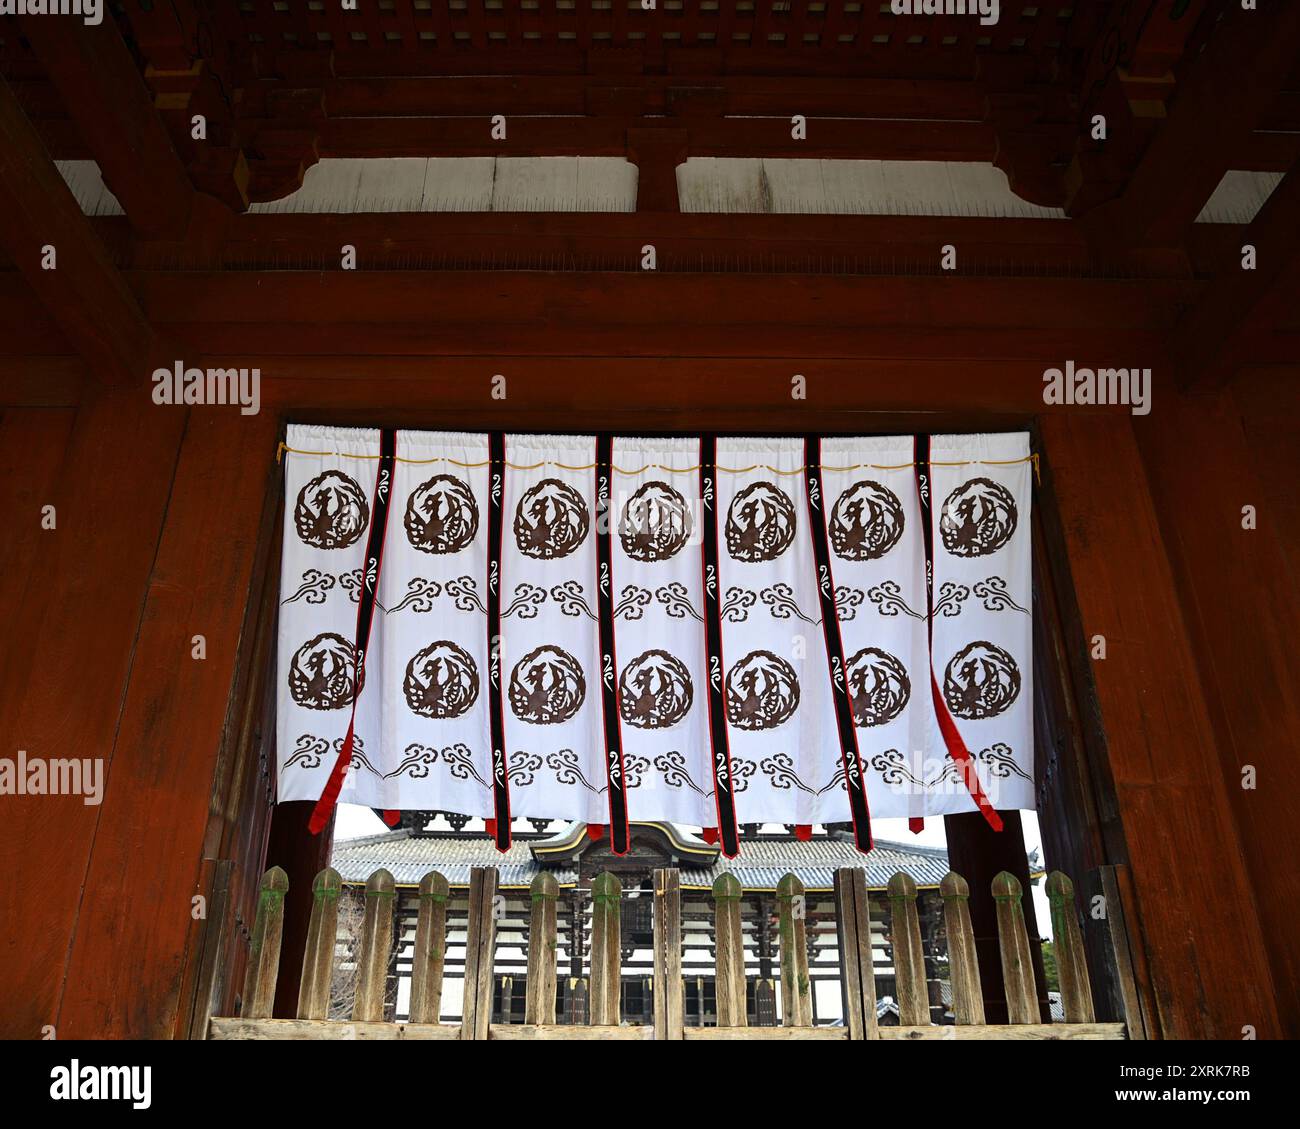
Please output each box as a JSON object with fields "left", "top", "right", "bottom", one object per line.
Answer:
{"left": 0, "top": 407, "right": 77, "bottom": 698}
{"left": 1079, "top": 2, "right": 1300, "bottom": 247}
{"left": 0, "top": 267, "right": 1229, "bottom": 402}
{"left": 0, "top": 75, "right": 160, "bottom": 385}
{"left": 1, "top": 0, "right": 1299, "bottom": 1046}
{"left": 626, "top": 128, "right": 688, "bottom": 213}
{"left": 56, "top": 409, "right": 278, "bottom": 1038}
{"left": 1174, "top": 157, "right": 1300, "bottom": 391}
{"left": 1134, "top": 383, "right": 1300, "bottom": 1037}
{"left": 0, "top": 391, "right": 186, "bottom": 1038}
{"left": 1, "top": 374, "right": 1298, "bottom": 1040}
{"left": 1040, "top": 412, "right": 1281, "bottom": 1038}
{"left": 86, "top": 211, "right": 1193, "bottom": 280}
{"left": 18, "top": 13, "right": 195, "bottom": 239}
{"left": 320, "top": 74, "right": 991, "bottom": 120}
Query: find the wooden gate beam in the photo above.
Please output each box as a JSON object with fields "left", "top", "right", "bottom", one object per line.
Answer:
{"left": 1040, "top": 412, "right": 1282, "bottom": 1038}
{"left": 310, "top": 113, "right": 999, "bottom": 163}
{"left": 1173, "top": 156, "right": 1300, "bottom": 391}
{"left": 19, "top": 12, "right": 195, "bottom": 240}
{"left": 0, "top": 75, "right": 160, "bottom": 385}
{"left": 1080, "top": 3, "right": 1300, "bottom": 249}
{"left": 321, "top": 74, "right": 991, "bottom": 122}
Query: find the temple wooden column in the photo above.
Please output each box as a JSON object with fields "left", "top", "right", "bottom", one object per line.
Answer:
{"left": 943, "top": 810, "right": 1049, "bottom": 1024}
{"left": 1042, "top": 411, "right": 1279, "bottom": 1037}
{"left": 1134, "top": 381, "right": 1300, "bottom": 1035}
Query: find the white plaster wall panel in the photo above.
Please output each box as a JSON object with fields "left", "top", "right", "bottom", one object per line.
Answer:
{"left": 58, "top": 154, "right": 1282, "bottom": 223}
{"left": 490, "top": 156, "right": 581, "bottom": 211}
{"left": 490, "top": 156, "right": 637, "bottom": 211}
{"left": 1196, "top": 170, "right": 1284, "bottom": 224}
{"left": 248, "top": 158, "right": 365, "bottom": 214}
{"left": 678, "top": 157, "right": 1066, "bottom": 217}
{"left": 574, "top": 156, "right": 638, "bottom": 212}
{"left": 677, "top": 157, "right": 766, "bottom": 212}
{"left": 761, "top": 157, "right": 831, "bottom": 213}
{"left": 355, "top": 157, "right": 428, "bottom": 212}
{"left": 812, "top": 159, "right": 889, "bottom": 214}
{"left": 55, "top": 160, "right": 123, "bottom": 217}
{"left": 420, "top": 157, "right": 496, "bottom": 211}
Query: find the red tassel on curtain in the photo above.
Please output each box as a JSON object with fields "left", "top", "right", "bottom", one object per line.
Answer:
{"left": 794, "top": 824, "right": 813, "bottom": 841}
{"left": 909, "top": 817, "right": 924, "bottom": 834}
{"left": 701, "top": 827, "right": 720, "bottom": 845}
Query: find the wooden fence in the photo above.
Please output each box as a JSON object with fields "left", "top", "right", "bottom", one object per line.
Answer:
{"left": 209, "top": 865, "right": 1126, "bottom": 1041}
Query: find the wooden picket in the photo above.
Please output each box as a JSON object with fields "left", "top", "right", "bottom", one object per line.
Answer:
{"left": 887, "top": 872, "right": 930, "bottom": 1026}
{"left": 1047, "top": 870, "right": 1096, "bottom": 1023}
{"left": 524, "top": 872, "right": 558, "bottom": 1026}
{"left": 239, "top": 866, "right": 287, "bottom": 1020}
{"left": 296, "top": 866, "right": 341, "bottom": 1021}
{"left": 834, "top": 865, "right": 878, "bottom": 1040}
{"left": 993, "top": 870, "right": 1040, "bottom": 1024}
{"left": 775, "top": 873, "right": 812, "bottom": 1027}
{"left": 352, "top": 868, "right": 396, "bottom": 1022}
{"left": 652, "top": 868, "right": 684, "bottom": 1040}
{"left": 409, "top": 870, "right": 449, "bottom": 1025}
{"left": 460, "top": 866, "right": 498, "bottom": 1041}
{"left": 940, "top": 870, "right": 985, "bottom": 1026}
{"left": 209, "top": 862, "right": 1128, "bottom": 1041}
{"left": 711, "top": 873, "right": 747, "bottom": 1029}
{"left": 589, "top": 872, "right": 622, "bottom": 1026}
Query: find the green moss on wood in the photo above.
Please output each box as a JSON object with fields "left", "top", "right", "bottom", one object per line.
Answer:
{"left": 712, "top": 873, "right": 743, "bottom": 901}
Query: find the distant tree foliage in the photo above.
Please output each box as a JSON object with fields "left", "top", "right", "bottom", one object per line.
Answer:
{"left": 1040, "top": 940, "right": 1060, "bottom": 993}
{"left": 329, "top": 890, "right": 366, "bottom": 1020}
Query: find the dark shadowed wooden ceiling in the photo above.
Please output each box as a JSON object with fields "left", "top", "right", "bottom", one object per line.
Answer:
{"left": 0, "top": 2, "right": 1298, "bottom": 397}
{"left": 3, "top": 1, "right": 1296, "bottom": 210}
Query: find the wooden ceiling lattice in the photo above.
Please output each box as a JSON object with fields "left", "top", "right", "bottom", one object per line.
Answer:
{"left": 3, "top": 1, "right": 1296, "bottom": 222}
{"left": 219, "top": 1, "right": 1079, "bottom": 58}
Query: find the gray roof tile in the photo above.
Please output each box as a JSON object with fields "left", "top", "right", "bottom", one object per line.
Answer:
{"left": 331, "top": 827, "right": 953, "bottom": 891}
{"left": 330, "top": 831, "right": 579, "bottom": 888}
{"left": 696, "top": 836, "right": 952, "bottom": 892}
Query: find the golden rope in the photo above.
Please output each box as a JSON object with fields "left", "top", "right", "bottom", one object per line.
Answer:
{"left": 276, "top": 442, "right": 1038, "bottom": 479}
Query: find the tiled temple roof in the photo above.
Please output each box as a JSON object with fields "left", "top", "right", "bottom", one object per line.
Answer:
{"left": 332, "top": 822, "right": 964, "bottom": 892}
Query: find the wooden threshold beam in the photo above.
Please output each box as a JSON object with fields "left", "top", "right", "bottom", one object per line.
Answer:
{"left": 30, "top": 110, "right": 1298, "bottom": 175}
{"left": 209, "top": 1018, "right": 460, "bottom": 1040}
{"left": 209, "top": 1017, "right": 1124, "bottom": 1040}
{"left": 106, "top": 210, "right": 1196, "bottom": 280}
{"left": 308, "top": 115, "right": 1002, "bottom": 163}
{"left": 0, "top": 265, "right": 1208, "bottom": 414}
{"left": 19, "top": 13, "right": 195, "bottom": 240}
{"left": 0, "top": 76, "right": 159, "bottom": 386}
{"left": 0, "top": 353, "right": 1050, "bottom": 422}
{"left": 0, "top": 266, "right": 1198, "bottom": 368}
{"left": 0, "top": 268, "right": 1182, "bottom": 384}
